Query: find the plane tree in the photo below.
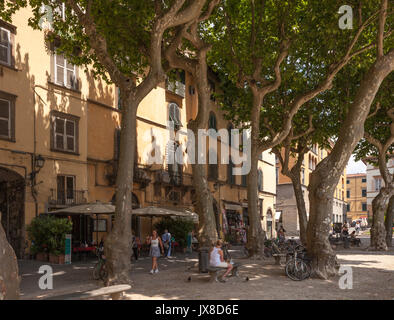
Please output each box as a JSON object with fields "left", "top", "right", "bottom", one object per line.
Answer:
{"left": 353, "top": 73, "right": 394, "bottom": 249}
{"left": 306, "top": 0, "right": 393, "bottom": 278}
{"left": 209, "top": 0, "right": 383, "bottom": 257}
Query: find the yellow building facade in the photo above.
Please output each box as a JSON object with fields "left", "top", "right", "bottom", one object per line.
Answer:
{"left": 0, "top": 8, "right": 276, "bottom": 257}
{"left": 346, "top": 173, "right": 368, "bottom": 222}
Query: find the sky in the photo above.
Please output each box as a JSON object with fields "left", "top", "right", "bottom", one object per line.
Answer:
{"left": 346, "top": 155, "right": 366, "bottom": 174}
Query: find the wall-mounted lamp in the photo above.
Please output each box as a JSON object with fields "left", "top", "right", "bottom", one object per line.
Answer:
{"left": 30, "top": 154, "right": 45, "bottom": 180}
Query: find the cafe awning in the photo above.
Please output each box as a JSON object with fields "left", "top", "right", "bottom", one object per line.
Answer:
{"left": 224, "top": 203, "right": 242, "bottom": 211}
{"left": 50, "top": 201, "right": 115, "bottom": 216}
{"left": 132, "top": 206, "right": 198, "bottom": 223}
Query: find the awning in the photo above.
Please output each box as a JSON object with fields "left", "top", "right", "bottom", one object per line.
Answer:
{"left": 50, "top": 201, "right": 115, "bottom": 216}
{"left": 275, "top": 211, "right": 282, "bottom": 220}
{"left": 132, "top": 206, "right": 199, "bottom": 223}
{"left": 224, "top": 203, "right": 242, "bottom": 211}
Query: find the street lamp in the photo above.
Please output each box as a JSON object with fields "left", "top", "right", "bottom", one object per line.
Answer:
{"left": 35, "top": 154, "right": 45, "bottom": 169}
{"left": 30, "top": 154, "right": 45, "bottom": 180}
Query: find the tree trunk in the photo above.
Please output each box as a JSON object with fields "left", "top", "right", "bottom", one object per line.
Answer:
{"left": 370, "top": 188, "right": 390, "bottom": 251}
{"left": 291, "top": 174, "right": 308, "bottom": 245}
{"left": 307, "top": 49, "right": 394, "bottom": 279}
{"left": 246, "top": 93, "right": 265, "bottom": 257}
{"left": 307, "top": 171, "right": 339, "bottom": 279}
{"left": 246, "top": 149, "right": 265, "bottom": 257}
{"left": 104, "top": 92, "right": 137, "bottom": 285}
{"left": 385, "top": 195, "right": 394, "bottom": 247}
{"left": 191, "top": 161, "right": 218, "bottom": 247}
{"left": 0, "top": 223, "right": 20, "bottom": 299}
{"left": 189, "top": 66, "right": 218, "bottom": 248}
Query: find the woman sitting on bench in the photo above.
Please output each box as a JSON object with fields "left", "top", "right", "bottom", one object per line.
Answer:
{"left": 209, "top": 240, "right": 233, "bottom": 281}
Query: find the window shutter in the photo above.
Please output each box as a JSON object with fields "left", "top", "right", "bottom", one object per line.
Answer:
{"left": 0, "top": 28, "right": 10, "bottom": 65}
{"left": 114, "top": 128, "right": 121, "bottom": 160}
{"left": 0, "top": 99, "right": 10, "bottom": 137}
{"left": 55, "top": 53, "right": 65, "bottom": 85}
{"left": 165, "top": 140, "right": 175, "bottom": 173}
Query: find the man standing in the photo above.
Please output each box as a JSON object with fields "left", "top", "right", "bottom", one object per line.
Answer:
{"left": 162, "top": 229, "right": 171, "bottom": 257}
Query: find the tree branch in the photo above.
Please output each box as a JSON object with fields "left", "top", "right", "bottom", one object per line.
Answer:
{"left": 377, "top": 0, "right": 388, "bottom": 58}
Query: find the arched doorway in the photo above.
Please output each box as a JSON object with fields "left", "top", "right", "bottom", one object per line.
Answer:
{"left": 0, "top": 167, "right": 25, "bottom": 258}
{"left": 111, "top": 192, "right": 140, "bottom": 236}
{"left": 266, "top": 209, "right": 273, "bottom": 239}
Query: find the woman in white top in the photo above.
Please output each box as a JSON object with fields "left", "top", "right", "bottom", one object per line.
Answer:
{"left": 209, "top": 240, "right": 233, "bottom": 281}
{"left": 147, "top": 230, "right": 164, "bottom": 274}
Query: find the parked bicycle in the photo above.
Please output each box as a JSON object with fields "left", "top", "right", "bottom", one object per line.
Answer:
{"left": 93, "top": 246, "right": 108, "bottom": 281}
{"left": 284, "top": 245, "right": 312, "bottom": 281}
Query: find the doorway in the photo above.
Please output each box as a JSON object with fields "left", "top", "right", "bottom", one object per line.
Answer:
{"left": 0, "top": 167, "right": 25, "bottom": 258}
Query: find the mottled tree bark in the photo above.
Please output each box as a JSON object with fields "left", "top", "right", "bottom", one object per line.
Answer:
{"left": 0, "top": 223, "right": 20, "bottom": 300}
{"left": 385, "top": 195, "right": 394, "bottom": 247}
{"left": 307, "top": 48, "right": 394, "bottom": 279}
{"left": 370, "top": 188, "right": 390, "bottom": 251}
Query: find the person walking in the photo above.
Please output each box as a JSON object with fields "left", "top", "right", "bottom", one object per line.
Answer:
{"left": 147, "top": 230, "right": 164, "bottom": 274}
{"left": 131, "top": 232, "right": 139, "bottom": 261}
{"left": 355, "top": 221, "right": 361, "bottom": 235}
{"left": 162, "top": 229, "right": 171, "bottom": 257}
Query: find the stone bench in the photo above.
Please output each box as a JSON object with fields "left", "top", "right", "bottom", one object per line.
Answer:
{"left": 206, "top": 263, "right": 240, "bottom": 282}
{"left": 45, "top": 284, "right": 131, "bottom": 300}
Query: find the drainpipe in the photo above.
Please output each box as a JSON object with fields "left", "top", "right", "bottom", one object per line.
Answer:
{"left": 32, "top": 87, "right": 38, "bottom": 217}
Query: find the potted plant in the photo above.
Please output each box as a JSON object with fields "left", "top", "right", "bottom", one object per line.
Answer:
{"left": 27, "top": 215, "right": 72, "bottom": 264}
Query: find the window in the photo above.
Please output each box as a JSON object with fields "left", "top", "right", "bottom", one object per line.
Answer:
{"left": 117, "top": 87, "right": 122, "bottom": 110}
{"left": 0, "top": 27, "right": 11, "bottom": 66}
{"left": 51, "top": 111, "right": 79, "bottom": 153}
{"left": 57, "top": 175, "right": 75, "bottom": 205}
{"left": 0, "top": 92, "right": 15, "bottom": 141}
{"left": 208, "top": 79, "right": 215, "bottom": 101}
{"left": 168, "top": 103, "right": 181, "bottom": 129}
{"left": 228, "top": 157, "right": 236, "bottom": 185}
{"left": 362, "top": 178, "right": 366, "bottom": 183}
{"left": 54, "top": 51, "right": 77, "bottom": 89}
{"left": 241, "top": 173, "right": 247, "bottom": 187}
{"left": 208, "top": 149, "right": 218, "bottom": 181}
{"left": 375, "top": 178, "right": 382, "bottom": 191}
{"left": 362, "top": 203, "right": 367, "bottom": 211}
{"left": 301, "top": 168, "right": 305, "bottom": 185}
{"left": 362, "top": 189, "right": 367, "bottom": 197}
{"left": 257, "top": 170, "right": 263, "bottom": 191}
{"left": 347, "top": 190, "right": 350, "bottom": 198}
{"left": 208, "top": 112, "right": 217, "bottom": 131}
{"left": 347, "top": 204, "right": 350, "bottom": 212}
{"left": 346, "top": 179, "right": 350, "bottom": 184}
{"left": 166, "top": 140, "right": 182, "bottom": 186}
{"left": 276, "top": 167, "right": 279, "bottom": 185}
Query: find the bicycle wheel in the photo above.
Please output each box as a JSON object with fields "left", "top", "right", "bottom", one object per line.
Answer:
{"left": 285, "top": 258, "right": 310, "bottom": 281}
